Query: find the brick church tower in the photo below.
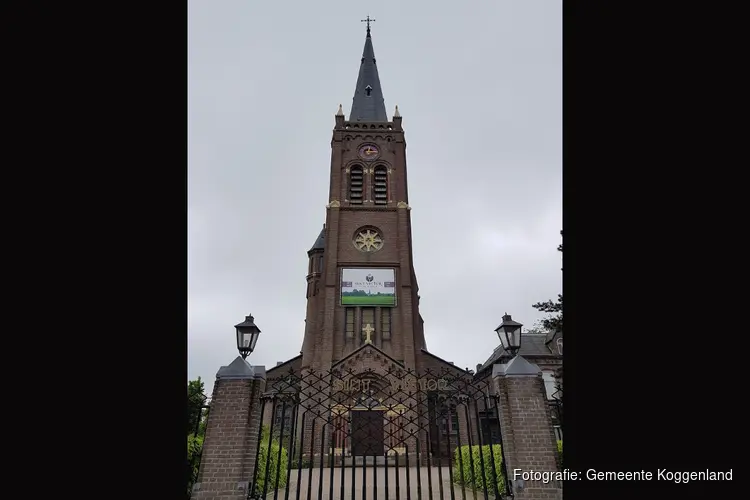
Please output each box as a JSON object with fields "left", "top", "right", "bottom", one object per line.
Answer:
{"left": 258, "top": 23, "right": 478, "bottom": 464}
{"left": 301, "top": 22, "right": 426, "bottom": 372}
{"left": 268, "top": 22, "right": 460, "bottom": 383}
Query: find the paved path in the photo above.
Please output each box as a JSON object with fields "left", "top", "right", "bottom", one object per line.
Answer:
{"left": 261, "top": 467, "right": 500, "bottom": 500}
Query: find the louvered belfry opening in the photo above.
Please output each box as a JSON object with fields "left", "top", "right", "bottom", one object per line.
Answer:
{"left": 373, "top": 165, "right": 388, "bottom": 205}
{"left": 349, "top": 166, "right": 364, "bottom": 204}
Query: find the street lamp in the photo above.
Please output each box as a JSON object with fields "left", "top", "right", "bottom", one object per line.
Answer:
{"left": 492, "top": 314, "right": 524, "bottom": 498}
{"left": 235, "top": 314, "right": 261, "bottom": 359}
{"left": 495, "top": 313, "right": 522, "bottom": 358}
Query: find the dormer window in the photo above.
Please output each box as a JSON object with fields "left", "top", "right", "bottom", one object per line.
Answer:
{"left": 349, "top": 166, "right": 364, "bottom": 204}
{"left": 365, "top": 85, "right": 372, "bottom": 97}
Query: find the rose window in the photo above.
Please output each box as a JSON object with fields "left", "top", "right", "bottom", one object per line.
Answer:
{"left": 354, "top": 228, "right": 383, "bottom": 252}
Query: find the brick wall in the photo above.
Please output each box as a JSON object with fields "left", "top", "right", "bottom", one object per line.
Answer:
{"left": 493, "top": 371, "right": 562, "bottom": 500}
{"left": 192, "top": 375, "right": 265, "bottom": 500}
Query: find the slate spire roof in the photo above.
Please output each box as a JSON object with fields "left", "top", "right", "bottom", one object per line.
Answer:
{"left": 309, "top": 224, "right": 325, "bottom": 253}
{"left": 349, "top": 24, "right": 388, "bottom": 122}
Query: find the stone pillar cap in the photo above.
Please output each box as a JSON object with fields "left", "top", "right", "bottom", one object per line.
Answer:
{"left": 216, "top": 356, "right": 266, "bottom": 380}
{"left": 492, "top": 355, "right": 541, "bottom": 377}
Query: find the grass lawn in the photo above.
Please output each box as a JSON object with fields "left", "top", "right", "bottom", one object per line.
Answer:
{"left": 342, "top": 295, "right": 396, "bottom": 306}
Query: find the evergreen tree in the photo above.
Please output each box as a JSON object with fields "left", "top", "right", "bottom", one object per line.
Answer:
{"left": 532, "top": 230, "right": 562, "bottom": 333}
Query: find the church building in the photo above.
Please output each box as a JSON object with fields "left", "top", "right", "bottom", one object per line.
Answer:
{"left": 262, "top": 22, "right": 471, "bottom": 460}
{"left": 259, "top": 22, "right": 555, "bottom": 463}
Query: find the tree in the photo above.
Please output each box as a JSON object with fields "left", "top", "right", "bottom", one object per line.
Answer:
{"left": 525, "top": 319, "right": 549, "bottom": 335}
{"left": 188, "top": 377, "right": 208, "bottom": 497}
{"left": 532, "top": 230, "right": 562, "bottom": 333}
{"left": 188, "top": 377, "right": 207, "bottom": 435}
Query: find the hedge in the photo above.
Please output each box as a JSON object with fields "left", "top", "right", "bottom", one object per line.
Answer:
{"left": 254, "top": 425, "right": 289, "bottom": 493}
{"left": 453, "top": 444, "right": 505, "bottom": 494}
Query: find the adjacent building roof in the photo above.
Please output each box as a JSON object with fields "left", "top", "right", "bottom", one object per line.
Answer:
{"left": 266, "top": 354, "right": 303, "bottom": 376}
{"left": 475, "top": 333, "right": 560, "bottom": 376}
{"left": 420, "top": 348, "right": 473, "bottom": 376}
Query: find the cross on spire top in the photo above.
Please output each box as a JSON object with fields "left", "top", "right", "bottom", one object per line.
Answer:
{"left": 361, "top": 16, "right": 375, "bottom": 33}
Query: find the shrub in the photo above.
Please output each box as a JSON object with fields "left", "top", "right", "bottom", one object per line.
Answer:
{"left": 254, "top": 425, "right": 289, "bottom": 493}
{"left": 187, "top": 434, "right": 204, "bottom": 495}
{"left": 557, "top": 440, "right": 563, "bottom": 466}
{"left": 291, "top": 456, "right": 312, "bottom": 469}
{"left": 453, "top": 444, "right": 505, "bottom": 494}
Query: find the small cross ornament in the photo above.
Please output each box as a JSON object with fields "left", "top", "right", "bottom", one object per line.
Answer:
{"left": 361, "top": 15, "right": 375, "bottom": 31}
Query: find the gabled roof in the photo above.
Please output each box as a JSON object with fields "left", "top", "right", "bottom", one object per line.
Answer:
{"left": 266, "top": 354, "right": 303, "bottom": 375}
{"left": 420, "top": 348, "right": 472, "bottom": 376}
{"left": 348, "top": 25, "right": 388, "bottom": 122}
{"left": 332, "top": 341, "right": 404, "bottom": 369}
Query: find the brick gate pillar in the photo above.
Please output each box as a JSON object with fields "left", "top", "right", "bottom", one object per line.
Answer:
{"left": 492, "top": 356, "right": 561, "bottom": 500}
{"left": 192, "top": 356, "right": 267, "bottom": 500}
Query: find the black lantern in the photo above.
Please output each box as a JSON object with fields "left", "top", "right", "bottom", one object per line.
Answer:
{"left": 235, "top": 314, "right": 261, "bottom": 359}
{"left": 494, "top": 313, "right": 522, "bottom": 358}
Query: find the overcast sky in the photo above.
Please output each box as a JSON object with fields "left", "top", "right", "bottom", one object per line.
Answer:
{"left": 188, "top": 0, "right": 561, "bottom": 393}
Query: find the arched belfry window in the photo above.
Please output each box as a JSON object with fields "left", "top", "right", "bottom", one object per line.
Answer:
{"left": 373, "top": 165, "right": 388, "bottom": 205}
{"left": 349, "top": 166, "right": 364, "bottom": 204}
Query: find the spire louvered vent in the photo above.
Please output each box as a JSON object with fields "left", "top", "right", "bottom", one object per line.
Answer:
{"left": 349, "top": 166, "right": 364, "bottom": 204}
{"left": 373, "top": 166, "right": 388, "bottom": 205}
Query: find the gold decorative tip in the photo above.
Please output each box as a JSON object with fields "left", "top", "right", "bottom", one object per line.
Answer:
{"left": 394, "top": 105, "right": 400, "bottom": 117}
{"left": 336, "top": 104, "right": 344, "bottom": 116}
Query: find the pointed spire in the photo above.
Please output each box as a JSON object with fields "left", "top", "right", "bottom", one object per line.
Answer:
{"left": 336, "top": 104, "right": 344, "bottom": 116}
{"left": 393, "top": 105, "right": 400, "bottom": 117}
{"left": 349, "top": 22, "right": 387, "bottom": 122}
{"left": 309, "top": 224, "right": 326, "bottom": 253}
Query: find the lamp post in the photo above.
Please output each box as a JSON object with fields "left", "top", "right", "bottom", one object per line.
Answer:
{"left": 492, "top": 313, "right": 524, "bottom": 498}
{"left": 235, "top": 314, "right": 261, "bottom": 360}
{"left": 494, "top": 313, "right": 522, "bottom": 358}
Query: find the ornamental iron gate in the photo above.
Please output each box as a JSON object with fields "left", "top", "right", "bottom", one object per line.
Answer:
{"left": 249, "top": 364, "right": 513, "bottom": 500}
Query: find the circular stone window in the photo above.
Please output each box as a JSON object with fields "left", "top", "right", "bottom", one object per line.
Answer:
{"left": 353, "top": 227, "right": 384, "bottom": 252}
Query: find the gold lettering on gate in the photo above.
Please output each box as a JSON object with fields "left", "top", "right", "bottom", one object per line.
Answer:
{"left": 333, "top": 378, "right": 373, "bottom": 392}
{"left": 333, "top": 376, "right": 452, "bottom": 393}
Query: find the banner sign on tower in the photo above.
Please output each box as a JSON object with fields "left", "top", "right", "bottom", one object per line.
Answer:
{"left": 341, "top": 268, "right": 396, "bottom": 307}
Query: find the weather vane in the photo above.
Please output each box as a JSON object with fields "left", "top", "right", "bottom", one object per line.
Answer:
{"left": 361, "top": 15, "right": 375, "bottom": 32}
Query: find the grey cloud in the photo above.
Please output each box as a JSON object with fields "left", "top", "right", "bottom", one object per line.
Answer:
{"left": 189, "top": 0, "right": 561, "bottom": 392}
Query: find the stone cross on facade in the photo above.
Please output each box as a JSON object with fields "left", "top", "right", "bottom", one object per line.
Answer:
{"left": 362, "top": 323, "right": 374, "bottom": 343}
